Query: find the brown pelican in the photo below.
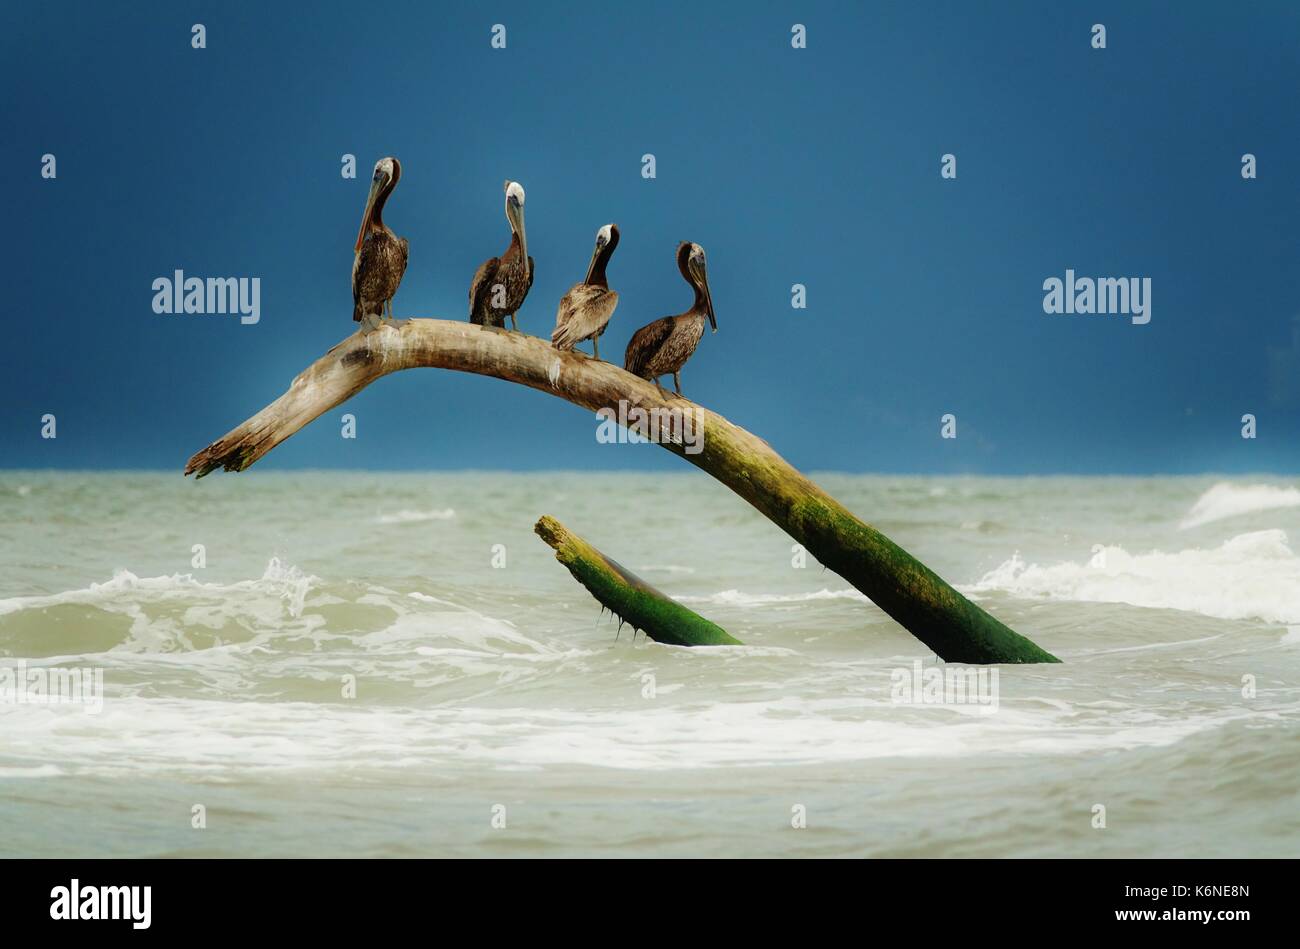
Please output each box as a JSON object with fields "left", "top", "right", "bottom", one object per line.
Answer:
{"left": 624, "top": 242, "right": 716, "bottom": 396}
{"left": 551, "top": 223, "right": 620, "bottom": 359}
{"left": 352, "top": 157, "right": 408, "bottom": 328}
{"left": 469, "top": 180, "right": 533, "bottom": 330}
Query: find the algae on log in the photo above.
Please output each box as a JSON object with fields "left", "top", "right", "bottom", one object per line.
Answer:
{"left": 184, "top": 319, "right": 1058, "bottom": 664}
{"left": 535, "top": 516, "right": 741, "bottom": 647}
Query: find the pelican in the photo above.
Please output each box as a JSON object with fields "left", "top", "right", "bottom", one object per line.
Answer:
{"left": 624, "top": 242, "right": 716, "bottom": 397}
{"left": 552, "top": 223, "right": 620, "bottom": 359}
{"left": 469, "top": 180, "right": 533, "bottom": 330}
{"left": 352, "top": 157, "right": 408, "bottom": 328}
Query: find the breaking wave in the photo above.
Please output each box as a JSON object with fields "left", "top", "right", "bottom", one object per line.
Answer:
{"left": 967, "top": 529, "right": 1300, "bottom": 625}
{"left": 0, "top": 557, "right": 316, "bottom": 620}
{"left": 1180, "top": 482, "right": 1300, "bottom": 529}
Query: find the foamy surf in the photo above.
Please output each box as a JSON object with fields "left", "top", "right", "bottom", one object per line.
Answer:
{"left": 1179, "top": 482, "right": 1300, "bottom": 529}
{"left": 375, "top": 508, "right": 456, "bottom": 524}
{"left": 0, "top": 558, "right": 317, "bottom": 620}
{"left": 0, "top": 691, "right": 1275, "bottom": 777}
{"left": 967, "top": 529, "right": 1300, "bottom": 625}
{"left": 4, "top": 470, "right": 1300, "bottom": 858}
{"left": 676, "top": 588, "right": 871, "bottom": 607}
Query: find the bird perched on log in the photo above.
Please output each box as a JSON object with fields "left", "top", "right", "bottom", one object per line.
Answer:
{"left": 551, "top": 223, "right": 620, "bottom": 360}
{"left": 469, "top": 180, "right": 533, "bottom": 330}
{"left": 352, "top": 157, "right": 408, "bottom": 328}
{"left": 624, "top": 242, "right": 716, "bottom": 397}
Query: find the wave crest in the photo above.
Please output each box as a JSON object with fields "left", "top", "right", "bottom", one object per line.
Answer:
{"left": 967, "top": 529, "right": 1300, "bottom": 625}
{"left": 1180, "top": 482, "right": 1300, "bottom": 529}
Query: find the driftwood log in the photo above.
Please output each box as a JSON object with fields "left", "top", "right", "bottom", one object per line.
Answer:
{"left": 535, "top": 515, "right": 741, "bottom": 646}
{"left": 185, "top": 319, "right": 1058, "bottom": 664}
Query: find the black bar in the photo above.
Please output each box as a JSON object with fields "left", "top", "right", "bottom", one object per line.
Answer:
{"left": 0, "top": 858, "right": 1284, "bottom": 934}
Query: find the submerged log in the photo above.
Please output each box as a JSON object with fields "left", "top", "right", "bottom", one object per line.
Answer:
{"left": 535, "top": 516, "right": 741, "bottom": 646}
{"left": 185, "top": 319, "right": 1059, "bottom": 664}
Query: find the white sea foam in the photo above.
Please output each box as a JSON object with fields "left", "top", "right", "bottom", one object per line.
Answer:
{"left": 0, "top": 764, "right": 61, "bottom": 778}
{"left": 375, "top": 508, "right": 456, "bottom": 524}
{"left": 0, "top": 560, "right": 321, "bottom": 658}
{"left": 676, "top": 588, "right": 870, "bottom": 607}
{"left": 0, "top": 692, "right": 1275, "bottom": 777}
{"left": 1179, "top": 482, "right": 1300, "bottom": 529}
{"left": 364, "top": 609, "right": 550, "bottom": 656}
{"left": 967, "top": 529, "right": 1300, "bottom": 625}
{"left": 0, "top": 558, "right": 316, "bottom": 620}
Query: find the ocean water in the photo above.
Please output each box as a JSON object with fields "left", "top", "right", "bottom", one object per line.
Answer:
{"left": 1, "top": 470, "right": 1298, "bottom": 858}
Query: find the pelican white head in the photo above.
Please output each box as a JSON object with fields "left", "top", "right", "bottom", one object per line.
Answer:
{"left": 356, "top": 156, "right": 401, "bottom": 253}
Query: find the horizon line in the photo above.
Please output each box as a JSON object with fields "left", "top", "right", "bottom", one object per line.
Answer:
{"left": 2, "top": 467, "right": 1298, "bottom": 480}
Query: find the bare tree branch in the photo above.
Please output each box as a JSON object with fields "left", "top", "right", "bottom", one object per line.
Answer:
{"left": 186, "top": 318, "right": 1058, "bottom": 663}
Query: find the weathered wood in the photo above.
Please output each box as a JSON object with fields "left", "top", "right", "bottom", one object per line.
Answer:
{"left": 535, "top": 515, "right": 741, "bottom": 646}
{"left": 185, "top": 318, "right": 1059, "bottom": 664}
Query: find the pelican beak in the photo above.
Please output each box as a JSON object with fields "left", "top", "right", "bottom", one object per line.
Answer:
{"left": 508, "top": 195, "right": 528, "bottom": 276}
{"left": 354, "top": 173, "right": 386, "bottom": 253}
{"left": 583, "top": 238, "right": 604, "bottom": 284}
{"left": 693, "top": 259, "right": 716, "bottom": 332}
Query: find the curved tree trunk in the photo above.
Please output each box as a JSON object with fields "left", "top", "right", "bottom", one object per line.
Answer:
{"left": 185, "top": 319, "right": 1058, "bottom": 664}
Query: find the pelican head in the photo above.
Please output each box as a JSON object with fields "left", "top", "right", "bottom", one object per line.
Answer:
{"left": 355, "top": 157, "right": 401, "bottom": 253}
{"left": 585, "top": 223, "right": 620, "bottom": 283}
{"left": 504, "top": 180, "right": 527, "bottom": 270}
{"left": 678, "top": 241, "right": 715, "bottom": 332}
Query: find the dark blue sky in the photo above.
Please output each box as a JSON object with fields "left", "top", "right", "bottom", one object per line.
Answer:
{"left": 4, "top": 1, "right": 1299, "bottom": 474}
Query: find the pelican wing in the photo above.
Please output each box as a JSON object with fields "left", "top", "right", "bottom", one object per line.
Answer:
{"left": 351, "top": 249, "right": 363, "bottom": 321}
{"left": 552, "top": 284, "right": 619, "bottom": 350}
{"left": 468, "top": 256, "right": 501, "bottom": 324}
{"left": 352, "top": 237, "right": 383, "bottom": 321}
{"left": 624, "top": 316, "right": 675, "bottom": 377}
{"left": 353, "top": 232, "right": 408, "bottom": 322}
